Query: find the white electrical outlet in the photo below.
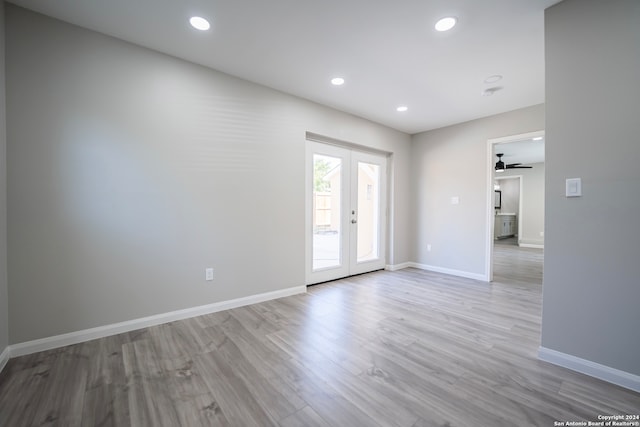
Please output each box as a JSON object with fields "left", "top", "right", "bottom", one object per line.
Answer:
{"left": 540, "top": 231, "right": 544, "bottom": 237}
{"left": 205, "top": 268, "right": 214, "bottom": 281}
{"left": 427, "top": 244, "right": 432, "bottom": 252}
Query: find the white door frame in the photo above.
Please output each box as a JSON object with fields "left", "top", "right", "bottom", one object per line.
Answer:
{"left": 485, "top": 130, "right": 544, "bottom": 282}
{"left": 305, "top": 142, "right": 351, "bottom": 284}
{"left": 305, "top": 139, "right": 388, "bottom": 285}
{"left": 348, "top": 150, "right": 387, "bottom": 276}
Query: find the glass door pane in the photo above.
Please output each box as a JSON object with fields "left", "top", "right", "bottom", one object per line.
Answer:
{"left": 312, "top": 154, "right": 342, "bottom": 271}
{"left": 306, "top": 140, "right": 386, "bottom": 285}
{"left": 356, "top": 161, "right": 380, "bottom": 263}
{"left": 349, "top": 150, "right": 386, "bottom": 276}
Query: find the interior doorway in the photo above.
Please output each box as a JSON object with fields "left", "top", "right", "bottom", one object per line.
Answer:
{"left": 485, "top": 131, "right": 545, "bottom": 282}
{"left": 494, "top": 175, "right": 523, "bottom": 243}
{"left": 305, "top": 140, "right": 387, "bottom": 285}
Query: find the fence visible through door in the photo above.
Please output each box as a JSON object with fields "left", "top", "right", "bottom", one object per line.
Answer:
{"left": 306, "top": 141, "right": 387, "bottom": 285}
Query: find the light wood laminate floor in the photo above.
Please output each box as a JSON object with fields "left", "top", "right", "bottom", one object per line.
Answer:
{"left": 1, "top": 245, "right": 638, "bottom": 426}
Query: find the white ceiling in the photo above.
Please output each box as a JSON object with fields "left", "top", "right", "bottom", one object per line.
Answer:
{"left": 7, "top": 0, "right": 561, "bottom": 134}
{"left": 495, "top": 138, "right": 545, "bottom": 166}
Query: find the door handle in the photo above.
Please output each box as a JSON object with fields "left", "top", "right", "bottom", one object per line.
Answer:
{"left": 351, "top": 219, "right": 357, "bottom": 224}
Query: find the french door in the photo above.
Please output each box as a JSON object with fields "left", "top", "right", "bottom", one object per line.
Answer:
{"left": 306, "top": 141, "right": 387, "bottom": 285}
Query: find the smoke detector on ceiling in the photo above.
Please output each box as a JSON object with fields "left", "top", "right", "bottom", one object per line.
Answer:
{"left": 484, "top": 75, "right": 503, "bottom": 84}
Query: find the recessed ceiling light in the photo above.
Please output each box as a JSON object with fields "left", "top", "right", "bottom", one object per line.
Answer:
{"left": 331, "top": 77, "right": 345, "bottom": 86}
{"left": 396, "top": 106, "right": 408, "bottom": 112}
{"left": 190, "top": 16, "right": 210, "bottom": 31}
{"left": 482, "top": 86, "right": 503, "bottom": 96}
{"left": 435, "top": 17, "right": 457, "bottom": 32}
{"left": 484, "top": 75, "right": 503, "bottom": 84}
{"left": 533, "top": 137, "right": 543, "bottom": 141}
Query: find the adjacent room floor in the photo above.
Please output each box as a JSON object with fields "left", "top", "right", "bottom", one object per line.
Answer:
{"left": 493, "top": 237, "right": 543, "bottom": 287}
{"left": 0, "top": 246, "right": 637, "bottom": 426}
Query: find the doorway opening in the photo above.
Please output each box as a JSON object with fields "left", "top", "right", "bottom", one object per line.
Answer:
{"left": 305, "top": 140, "right": 388, "bottom": 285}
{"left": 486, "top": 131, "right": 545, "bottom": 282}
{"left": 494, "top": 175, "right": 522, "bottom": 243}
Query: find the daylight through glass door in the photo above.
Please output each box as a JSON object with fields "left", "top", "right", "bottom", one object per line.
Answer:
{"left": 356, "top": 161, "right": 380, "bottom": 263}
{"left": 312, "top": 154, "right": 342, "bottom": 270}
{"left": 306, "top": 141, "right": 387, "bottom": 285}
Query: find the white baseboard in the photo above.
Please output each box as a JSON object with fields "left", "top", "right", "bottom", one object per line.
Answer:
{"left": 409, "top": 262, "right": 487, "bottom": 282}
{"left": 519, "top": 243, "right": 544, "bottom": 249}
{"left": 385, "top": 262, "right": 412, "bottom": 271}
{"left": 10, "top": 285, "right": 306, "bottom": 358}
{"left": 0, "top": 346, "right": 9, "bottom": 374}
{"left": 538, "top": 346, "right": 640, "bottom": 393}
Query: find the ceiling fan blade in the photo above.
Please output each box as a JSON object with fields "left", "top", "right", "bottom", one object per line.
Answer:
{"left": 506, "top": 163, "right": 522, "bottom": 166}
{"left": 506, "top": 165, "right": 533, "bottom": 169}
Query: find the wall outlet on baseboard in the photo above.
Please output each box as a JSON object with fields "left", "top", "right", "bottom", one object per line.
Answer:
{"left": 205, "top": 268, "right": 214, "bottom": 281}
{"left": 540, "top": 231, "right": 544, "bottom": 237}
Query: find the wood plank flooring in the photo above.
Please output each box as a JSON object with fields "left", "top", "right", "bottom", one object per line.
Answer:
{"left": 493, "top": 238, "right": 543, "bottom": 287}
{"left": 1, "top": 246, "right": 638, "bottom": 426}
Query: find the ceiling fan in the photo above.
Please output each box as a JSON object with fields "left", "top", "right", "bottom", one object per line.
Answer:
{"left": 495, "top": 153, "right": 532, "bottom": 172}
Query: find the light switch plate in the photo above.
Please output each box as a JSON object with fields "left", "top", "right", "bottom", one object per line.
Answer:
{"left": 566, "top": 178, "right": 582, "bottom": 197}
{"left": 451, "top": 196, "right": 459, "bottom": 205}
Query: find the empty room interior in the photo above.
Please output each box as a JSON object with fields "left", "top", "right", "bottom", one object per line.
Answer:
{"left": 0, "top": 0, "right": 639, "bottom": 425}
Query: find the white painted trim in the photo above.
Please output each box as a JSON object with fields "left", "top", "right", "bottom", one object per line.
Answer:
{"left": 305, "top": 132, "right": 391, "bottom": 157}
{"left": 0, "top": 346, "right": 9, "bottom": 373}
{"left": 519, "top": 243, "right": 544, "bottom": 249}
{"left": 9, "top": 286, "right": 306, "bottom": 358}
{"left": 538, "top": 347, "right": 640, "bottom": 393}
{"left": 386, "top": 153, "right": 395, "bottom": 267}
{"left": 304, "top": 139, "right": 313, "bottom": 285}
{"left": 410, "top": 262, "right": 486, "bottom": 282}
{"left": 385, "top": 262, "right": 412, "bottom": 271}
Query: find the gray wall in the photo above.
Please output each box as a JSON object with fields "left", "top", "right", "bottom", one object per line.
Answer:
{"left": 497, "top": 162, "right": 545, "bottom": 246}
{"left": 0, "top": 1, "right": 9, "bottom": 355}
{"left": 497, "top": 177, "right": 520, "bottom": 216}
{"left": 542, "top": 0, "right": 640, "bottom": 375}
{"left": 411, "top": 104, "right": 544, "bottom": 276}
{"left": 5, "top": 6, "right": 412, "bottom": 343}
